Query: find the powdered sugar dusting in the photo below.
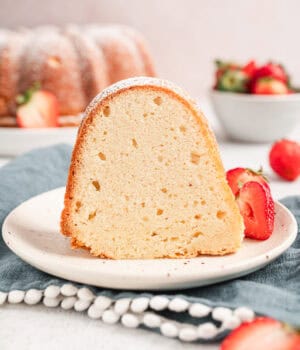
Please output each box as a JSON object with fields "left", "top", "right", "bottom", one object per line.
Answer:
{"left": 0, "top": 25, "right": 155, "bottom": 119}
{"left": 85, "top": 77, "right": 199, "bottom": 117}
{"left": 85, "top": 25, "right": 145, "bottom": 83}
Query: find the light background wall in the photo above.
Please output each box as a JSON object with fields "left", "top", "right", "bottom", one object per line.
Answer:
{"left": 1, "top": 0, "right": 299, "bottom": 97}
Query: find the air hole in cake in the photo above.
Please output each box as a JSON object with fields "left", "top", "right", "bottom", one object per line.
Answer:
{"left": 156, "top": 209, "right": 163, "bottom": 216}
{"left": 143, "top": 113, "right": 148, "bottom": 118}
{"left": 180, "top": 220, "right": 186, "bottom": 224}
{"left": 161, "top": 188, "right": 167, "bottom": 193}
{"left": 193, "top": 232, "right": 202, "bottom": 238}
{"left": 173, "top": 136, "right": 178, "bottom": 140}
{"left": 47, "top": 56, "right": 61, "bottom": 68}
{"left": 217, "top": 211, "right": 226, "bottom": 220}
{"left": 193, "top": 200, "right": 199, "bottom": 207}
{"left": 209, "top": 186, "right": 214, "bottom": 192}
{"left": 151, "top": 231, "right": 158, "bottom": 236}
{"left": 201, "top": 199, "right": 206, "bottom": 205}
{"left": 158, "top": 156, "right": 163, "bottom": 162}
{"left": 125, "top": 195, "right": 130, "bottom": 201}
{"left": 92, "top": 180, "right": 101, "bottom": 191}
{"left": 103, "top": 106, "right": 110, "bottom": 117}
{"left": 194, "top": 214, "right": 201, "bottom": 220}
{"left": 132, "top": 138, "right": 138, "bottom": 148}
{"left": 179, "top": 125, "right": 186, "bottom": 133}
{"left": 143, "top": 216, "right": 149, "bottom": 222}
{"left": 75, "top": 201, "right": 82, "bottom": 212}
{"left": 171, "top": 237, "right": 179, "bottom": 241}
{"left": 98, "top": 152, "right": 106, "bottom": 160}
{"left": 141, "top": 202, "right": 145, "bottom": 207}
{"left": 103, "top": 131, "right": 107, "bottom": 135}
{"left": 88, "top": 211, "right": 97, "bottom": 220}
{"left": 153, "top": 96, "right": 162, "bottom": 105}
{"left": 190, "top": 152, "right": 202, "bottom": 165}
{"left": 170, "top": 127, "right": 175, "bottom": 131}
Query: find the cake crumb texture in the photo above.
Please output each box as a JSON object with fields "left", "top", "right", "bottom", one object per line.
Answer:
{"left": 61, "top": 77, "right": 244, "bottom": 259}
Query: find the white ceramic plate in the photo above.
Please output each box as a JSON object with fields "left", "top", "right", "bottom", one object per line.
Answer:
{"left": 0, "top": 127, "right": 78, "bottom": 156}
{"left": 2, "top": 187, "right": 298, "bottom": 291}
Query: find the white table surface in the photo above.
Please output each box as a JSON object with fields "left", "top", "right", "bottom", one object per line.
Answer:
{"left": 1, "top": 102, "right": 299, "bottom": 350}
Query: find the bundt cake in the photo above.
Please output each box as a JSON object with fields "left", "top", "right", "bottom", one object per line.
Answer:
{"left": 0, "top": 25, "right": 155, "bottom": 127}
{"left": 61, "top": 77, "right": 244, "bottom": 259}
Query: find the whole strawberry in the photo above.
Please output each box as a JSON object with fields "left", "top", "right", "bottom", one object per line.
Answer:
{"left": 252, "top": 77, "right": 289, "bottom": 95}
{"left": 252, "top": 62, "right": 289, "bottom": 84}
{"left": 221, "top": 317, "right": 300, "bottom": 350}
{"left": 269, "top": 139, "right": 300, "bottom": 181}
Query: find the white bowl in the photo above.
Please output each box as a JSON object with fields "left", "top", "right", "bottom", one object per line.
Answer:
{"left": 210, "top": 90, "right": 300, "bottom": 142}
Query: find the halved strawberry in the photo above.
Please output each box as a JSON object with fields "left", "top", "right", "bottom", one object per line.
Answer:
{"left": 16, "top": 86, "right": 59, "bottom": 128}
{"left": 237, "top": 181, "right": 274, "bottom": 240}
{"left": 226, "top": 167, "right": 269, "bottom": 197}
{"left": 269, "top": 139, "right": 300, "bottom": 181}
{"left": 251, "top": 77, "right": 289, "bottom": 95}
{"left": 221, "top": 317, "right": 300, "bottom": 350}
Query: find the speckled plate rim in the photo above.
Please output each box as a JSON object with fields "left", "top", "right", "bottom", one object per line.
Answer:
{"left": 2, "top": 187, "right": 298, "bottom": 290}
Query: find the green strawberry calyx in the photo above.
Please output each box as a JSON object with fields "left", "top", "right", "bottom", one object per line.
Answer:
{"left": 245, "top": 167, "right": 269, "bottom": 183}
{"left": 16, "top": 82, "right": 41, "bottom": 106}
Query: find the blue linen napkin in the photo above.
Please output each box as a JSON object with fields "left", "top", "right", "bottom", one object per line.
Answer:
{"left": 0, "top": 144, "right": 299, "bottom": 339}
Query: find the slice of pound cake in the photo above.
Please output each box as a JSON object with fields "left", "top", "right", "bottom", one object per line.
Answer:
{"left": 61, "top": 77, "right": 244, "bottom": 259}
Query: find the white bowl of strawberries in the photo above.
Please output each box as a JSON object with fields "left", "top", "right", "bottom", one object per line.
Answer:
{"left": 210, "top": 60, "right": 300, "bottom": 143}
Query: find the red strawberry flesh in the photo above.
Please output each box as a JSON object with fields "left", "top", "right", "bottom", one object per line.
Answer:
{"left": 17, "top": 90, "right": 59, "bottom": 128}
{"left": 237, "top": 181, "right": 274, "bottom": 240}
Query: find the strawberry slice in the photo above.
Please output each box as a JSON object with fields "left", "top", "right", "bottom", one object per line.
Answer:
{"left": 16, "top": 86, "right": 59, "bottom": 128}
{"left": 221, "top": 317, "right": 300, "bottom": 350}
{"left": 237, "top": 181, "right": 274, "bottom": 240}
{"left": 226, "top": 167, "right": 269, "bottom": 197}
{"left": 251, "top": 77, "right": 289, "bottom": 95}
